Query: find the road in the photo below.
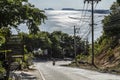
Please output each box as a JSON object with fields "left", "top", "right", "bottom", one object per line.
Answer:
{"left": 35, "top": 60, "right": 120, "bottom": 80}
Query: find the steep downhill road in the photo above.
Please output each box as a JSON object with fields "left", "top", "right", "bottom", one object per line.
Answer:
{"left": 35, "top": 60, "right": 120, "bottom": 80}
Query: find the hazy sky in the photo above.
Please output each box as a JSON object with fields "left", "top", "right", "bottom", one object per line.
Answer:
{"left": 29, "top": 0, "right": 116, "bottom": 10}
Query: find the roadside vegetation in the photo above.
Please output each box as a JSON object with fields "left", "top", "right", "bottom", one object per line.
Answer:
{"left": 95, "top": 1, "right": 120, "bottom": 71}
{"left": 71, "top": 1, "right": 120, "bottom": 74}
{"left": 0, "top": 0, "right": 46, "bottom": 79}
{"left": 0, "top": 0, "right": 87, "bottom": 79}
{"left": 0, "top": 0, "right": 120, "bottom": 79}
{"left": 21, "top": 31, "right": 87, "bottom": 59}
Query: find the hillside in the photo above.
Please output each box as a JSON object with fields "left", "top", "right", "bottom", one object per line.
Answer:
{"left": 95, "top": 2, "right": 120, "bottom": 71}
{"left": 72, "top": 2, "right": 120, "bottom": 73}
{"left": 95, "top": 35, "right": 120, "bottom": 71}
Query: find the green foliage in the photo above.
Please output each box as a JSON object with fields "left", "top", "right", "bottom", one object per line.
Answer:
{"left": 117, "top": 0, "right": 120, "bottom": 5}
{"left": 20, "top": 30, "right": 86, "bottom": 58}
{"left": 21, "top": 62, "right": 27, "bottom": 69}
{"left": 24, "top": 45, "right": 28, "bottom": 54}
{"left": 0, "top": 27, "right": 11, "bottom": 47}
{"left": 27, "top": 32, "right": 52, "bottom": 50}
{"left": 0, "top": 67, "right": 5, "bottom": 77}
{"left": 0, "top": 0, "right": 46, "bottom": 34}
{"left": 76, "top": 54, "right": 88, "bottom": 61}
{"left": 94, "top": 34, "right": 112, "bottom": 56}
{"left": 24, "top": 52, "right": 34, "bottom": 66}
{"left": 103, "top": 2, "right": 120, "bottom": 37}
{"left": 0, "top": 27, "right": 11, "bottom": 37}
{"left": 95, "top": 1, "right": 120, "bottom": 58}
{"left": 24, "top": 53, "right": 32, "bottom": 61}
{"left": 0, "top": 36, "right": 5, "bottom": 46}
{"left": 15, "top": 58, "right": 22, "bottom": 64}
{"left": 0, "top": 61, "right": 6, "bottom": 78}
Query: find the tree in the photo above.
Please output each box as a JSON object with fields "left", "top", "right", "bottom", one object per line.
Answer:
{"left": 49, "top": 31, "right": 83, "bottom": 58}
{"left": 117, "top": 0, "right": 120, "bottom": 5}
{"left": 102, "top": 2, "right": 120, "bottom": 37}
{"left": 20, "top": 31, "right": 52, "bottom": 53}
{"left": 0, "top": 0, "right": 47, "bottom": 34}
{"left": 50, "top": 31, "right": 62, "bottom": 58}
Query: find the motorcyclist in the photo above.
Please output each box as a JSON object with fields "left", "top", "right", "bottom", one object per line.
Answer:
{"left": 53, "top": 59, "right": 55, "bottom": 66}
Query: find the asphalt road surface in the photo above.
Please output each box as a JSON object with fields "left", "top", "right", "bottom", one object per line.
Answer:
{"left": 35, "top": 60, "right": 120, "bottom": 80}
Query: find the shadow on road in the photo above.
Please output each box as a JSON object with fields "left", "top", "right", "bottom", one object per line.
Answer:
{"left": 33, "top": 57, "right": 73, "bottom": 63}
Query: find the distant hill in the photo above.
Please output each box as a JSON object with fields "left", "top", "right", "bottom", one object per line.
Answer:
{"left": 44, "top": 8, "right": 54, "bottom": 10}
{"left": 61, "top": 8, "right": 110, "bottom": 14}
{"left": 88, "top": 10, "right": 110, "bottom": 14}
{"left": 61, "top": 8, "right": 75, "bottom": 10}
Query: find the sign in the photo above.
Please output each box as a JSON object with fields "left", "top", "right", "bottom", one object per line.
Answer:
{"left": 6, "top": 35, "right": 24, "bottom": 55}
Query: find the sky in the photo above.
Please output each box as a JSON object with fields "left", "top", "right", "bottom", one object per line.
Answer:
{"left": 29, "top": 0, "right": 116, "bottom": 10}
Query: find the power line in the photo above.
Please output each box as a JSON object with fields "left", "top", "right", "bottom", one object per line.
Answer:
{"left": 80, "top": 2, "right": 90, "bottom": 26}
{"left": 78, "top": 1, "right": 99, "bottom": 39}
{"left": 70, "top": 0, "right": 101, "bottom": 40}
{"left": 78, "top": 1, "right": 99, "bottom": 27}
{"left": 78, "top": 2, "right": 86, "bottom": 25}
{"left": 81, "top": 26, "right": 91, "bottom": 39}
{"left": 77, "top": 2, "right": 91, "bottom": 34}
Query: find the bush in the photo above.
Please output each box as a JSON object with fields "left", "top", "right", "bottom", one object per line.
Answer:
{"left": 76, "top": 54, "right": 88, "bottom": 62}
{"left": 0, "top": 61, "right": 6, "bottom": 79}
{"left": 24, "top": 52, "right": 34, "bottom": 68}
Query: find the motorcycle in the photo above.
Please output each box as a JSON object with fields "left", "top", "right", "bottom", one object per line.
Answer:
{"left": 52, "top": 59, "right": 55, "bottom": 66}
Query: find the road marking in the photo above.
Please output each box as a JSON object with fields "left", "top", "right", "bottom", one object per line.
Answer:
{"left": 37, "top": 66, "right": 46, "bottom": 80}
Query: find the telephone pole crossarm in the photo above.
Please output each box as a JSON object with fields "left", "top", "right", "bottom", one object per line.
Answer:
{"left": 84, "top": 0, "right": 101, "bottom": 1}
{"left": 84, "top": 0, "right": 101, "bottom": 3}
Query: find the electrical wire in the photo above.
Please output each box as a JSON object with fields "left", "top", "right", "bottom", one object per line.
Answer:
{"left": 78, "top": 2, "right": 92, "bottom": 38}
{"left": 79, "top": 1, "right": 100, "bottom": 40}
{"left": 82, "top": 1, "right": 98, "bottom": 25}
{"left": 77, "top": 2, "right": 91, "bottom": 34}
{"left": 84, "top": 27, "right": 91, "bottom": 40}
{"left": 81, "top": 26, "right": 91, "bottom": 39}
{"left": 75, "top": 2, "right": 86, "bottom": 28}
{"left": 79, "top": 2, "right": 89, "bottom": 27}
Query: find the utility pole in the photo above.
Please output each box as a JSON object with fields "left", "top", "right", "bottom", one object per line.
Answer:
{"left": 73, "top": 26, "right": 80, "bottom": 65}
{"left": 91, "top": 0, "right": 95, "bottom": 66}
{"left": 74, "top": 26, "right": 77, "bottom": 65}
{"left": 84, "top": 0, "right": 101, "bottom": 65}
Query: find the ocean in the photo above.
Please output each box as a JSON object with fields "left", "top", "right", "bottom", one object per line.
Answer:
{"left": 13, "top": 10, "right": 108, "bottom": 42}
{"left": 40, "top": 10, "right": 108, "bottom": 42}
